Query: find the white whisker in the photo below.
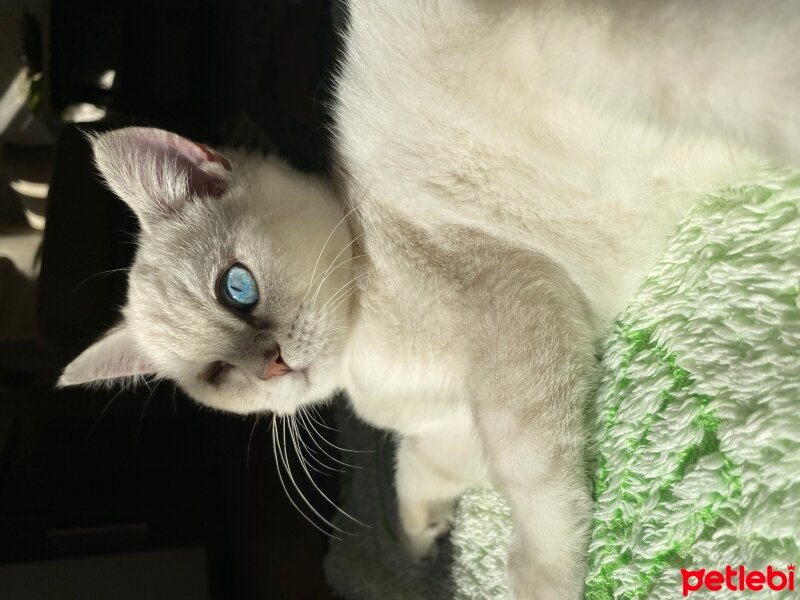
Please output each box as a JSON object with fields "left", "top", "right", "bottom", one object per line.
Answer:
{"left": 246, "top": 415, "right": 261, "bottom": 471}
{"left": 303, "top": 205, "right": 360, "bottom": 303}
{"left": 306, "top": 254, "right": 365, "bottom": 296}
{"left": 270, "top": 416, "right": 342, "bottom": 540}
{"left": 289, "top": 417, "right": 370, "bottom": 529}
{"left": 136, "top": 378, "right": 162, "bottom": 443}
{"left": 310, "top": 233, "right": 366, "bottom": 307}
{"left": 278, "top": 418, "right": 350, "bottom": 534}
{"left": 291, "top": 414, "right": 340, "bottom": 475}
{"left": 299, "top": 409, "right": 372, "bottom": 457}
{"left": 88, "top": 387, "right": 126, "bottom": 439}
{"left": 297, "top": 411, "right": 359, "bottom": 469}
{"left": 308, "top": 405, "right": 342, "bottom": 433}
{"left": 324, "top": 287, "right": 361, "bottom": 316}
{"left": 73, "top": 267, "right": 131, "bottom": 292}
{"left": 317, "top": 271, "right": 369, "bottom": 314}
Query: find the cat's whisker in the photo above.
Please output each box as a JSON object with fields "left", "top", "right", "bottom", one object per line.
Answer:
{"left": 290, "top": 414, "right": 339, "bottom": 475}
{"left": 270, "top": 417, "right": 341, "bottom": 540}
{"left": 73, "top": 267, "right": 131, "bottom": 292}
{"left": 309, "top": 267, "right": 362, "bottom": 316}
{"left": 316, "top": 271, "right": 368, "bottom": 314}
{"left": 325, "top": 313, "right": 353, "bottom": 325}
{"left": 246, "top": 415, "right": 261, "bottom": 472}
{"left": 306, "top": 253, "right": 365, "bottom": 294}
{"left": 319, "top": 288, "right": 358, "bottom": 320}
{"left": 298, "top": 407, "right": 342, "bottom": 450}
{"left": 320, "top": 296, "right": 359, "bottom": 328}
{"left": 288, "top": 416, "right": 325, "bottom": 475}
{"left": 308, "top": 236, "right": 365, "bottom": 307}
{"left": 278, "top": 417, "right": 350, "bottom": 535}
{"left": 324, "top": 327, "right": 351, "bottom": 336}
{"left": 325, "top": 309, "right": 363, "bottom": 329}
{"left": 300, "top": 413, "right": 373, "bottom": 461}
{"left": 321, "top": 271, "right": 366, "bottom": 307}
{"left": 292, "top": 442, "right": 336, "bottom": 476}
{"left": 316, "top": 251, "right": 365, "bottom": 281}
{"left": 88, "top": 387, "right": 126, "bottom": 439}
{"left": 310, "top": 253, "right": 365, "bottom": 287}
{"left": 299, "top": 409, "right": 371, "bottom": 456}
{"left": 303, "top": 204, "right": 360, "bottom": 303}
{"left": 111, "top": 228, "right": 141, "bottom": 247}
{"left": 324, "top": 287, "right": 361, "bottom": 317}
{"left": 136, "top": 377, "right": 162, "bottom": 444}
{"left": 305, "top": 405, "right": 339, "bottom": 432}
{"left": 296, "top": 411, "right": 359, "bottom": 469}
{"left": 288, "top": 416, "right": 370, "bottom": 530}
{"left": 309, "top": 233, "right": 366, "bottom": 307}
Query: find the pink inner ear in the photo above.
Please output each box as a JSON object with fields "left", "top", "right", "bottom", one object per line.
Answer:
{"left": 155, "top": 132, "right": 230, "bottom": 198}
{"left": 196, "top": 143, "right": 232, "bottom": 171}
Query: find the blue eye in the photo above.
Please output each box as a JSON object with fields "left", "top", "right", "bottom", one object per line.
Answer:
{"left": 218, "top": 263, "right": 259, "bottom": 311}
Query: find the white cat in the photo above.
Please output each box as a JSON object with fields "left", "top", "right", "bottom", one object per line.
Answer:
{"left": 60, "top": 1, "right": 799, "bottom": 598}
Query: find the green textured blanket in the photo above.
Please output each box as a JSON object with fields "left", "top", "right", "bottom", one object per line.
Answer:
{"left": 324, "top": 168, "right": 800, "bottom": 599}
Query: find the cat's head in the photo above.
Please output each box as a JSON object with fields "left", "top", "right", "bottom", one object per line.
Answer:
{"left": 59, "top": 127, "right": 355, "bottom": 415}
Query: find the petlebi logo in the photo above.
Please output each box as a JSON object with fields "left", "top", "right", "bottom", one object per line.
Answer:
{"left": 681, "top": 564, "right": 795, "bottom": 596}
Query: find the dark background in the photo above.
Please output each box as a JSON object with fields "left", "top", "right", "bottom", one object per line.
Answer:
{"left": 0, "top": 0, "right": 345, "bottom": 598}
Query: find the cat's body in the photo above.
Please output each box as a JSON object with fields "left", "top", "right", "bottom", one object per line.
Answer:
{"left": 61, "top": 2, "right": 799, "bottom": 598}
{"left": 334, "top": 2, "right": 797, "bottom": 596}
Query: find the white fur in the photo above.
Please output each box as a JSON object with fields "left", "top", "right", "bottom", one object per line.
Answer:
{"left": 333, "top": 2, "right": 798, "bottom": 598}
{"left": 61, "top": 2, "right": 799, "bottom": 598}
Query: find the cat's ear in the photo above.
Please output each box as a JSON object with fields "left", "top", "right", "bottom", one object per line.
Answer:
{"left": 58, "top": 324, "right": 156, "bottom": 387}
{"left": 90, "top": 127, "right": 232, "bottom": 231}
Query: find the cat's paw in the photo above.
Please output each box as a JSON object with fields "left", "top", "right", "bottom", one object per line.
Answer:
{"left": 399, "top": 499, "right": 454, "bottom": 561}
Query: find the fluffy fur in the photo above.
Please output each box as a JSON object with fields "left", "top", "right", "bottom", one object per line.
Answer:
{"left": 61, "top": 2, "right": 799, "bottom": 599}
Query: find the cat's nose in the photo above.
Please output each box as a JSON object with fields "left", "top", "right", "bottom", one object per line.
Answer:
{"left": 259, "top": 346, "right": 290, "bottom": 380}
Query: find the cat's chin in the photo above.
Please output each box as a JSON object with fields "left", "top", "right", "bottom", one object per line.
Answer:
{"left": 257, "top": 367, "right": 323, "bottom": 416}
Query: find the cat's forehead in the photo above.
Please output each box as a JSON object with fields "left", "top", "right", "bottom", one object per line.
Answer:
{"left": 136, "top": 198, "right": 267, "bottom": 264}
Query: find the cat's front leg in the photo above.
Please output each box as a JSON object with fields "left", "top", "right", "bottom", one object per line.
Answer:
{"left": 395, "top": 421, "right": 486, "bottom": 560}
{"left": 464, "top": 257, "right": 596, "bottom": 600}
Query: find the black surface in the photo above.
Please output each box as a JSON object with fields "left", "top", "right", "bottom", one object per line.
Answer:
{"left": 0, "top": 383, "right": 340, "bottom": 599}
{"left": 38, "top": 123, "right": 138, "bottom": 352}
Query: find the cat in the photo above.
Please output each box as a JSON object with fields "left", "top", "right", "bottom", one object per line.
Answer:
{"left": 60, "top": 1, "right": 799, "bottom": 598}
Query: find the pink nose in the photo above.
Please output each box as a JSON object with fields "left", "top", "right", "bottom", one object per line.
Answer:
{"left": 259, "top": 349, "right": 291, "bottom": 380}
